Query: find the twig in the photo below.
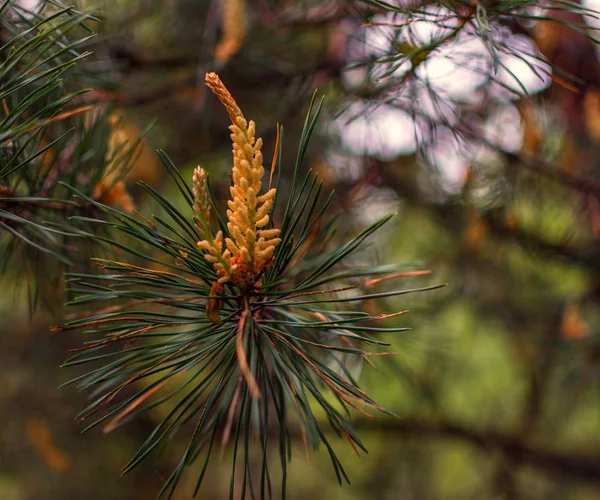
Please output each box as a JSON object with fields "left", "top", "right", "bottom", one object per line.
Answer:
{"left": 285, "top": 416, "right": 600, "bottom": 484}
{"left": 503, "top": 151, "right": 600, "bottom": 200}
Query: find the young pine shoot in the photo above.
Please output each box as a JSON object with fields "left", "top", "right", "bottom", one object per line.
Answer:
{"left": 57, "top": 73, "right": 438, "bottom": 499}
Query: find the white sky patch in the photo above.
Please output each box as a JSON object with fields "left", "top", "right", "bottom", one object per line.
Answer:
{"left": 342, "top": 65, "right": 369, "bottom": 89}
{"left": 362, "top": 14, "right": 414, "bottom": 80}
{"left": 483, "top": 105, "right": 523, "bottom": 152}
{"left": 339, "top": 9, "right": 555, "bottom": 192}
{"left": 335, "top": 103, "right": 419, "bottom": 160}
{"left": 17, "top": 0, "right": 41, "bottom": 8}
{"left": 405, "top": 6, "right": 459, "bottom": 45}
{"left": 363, "top": 14, "right": 398, "bottom": 58}
{"left": 582, "top": 0, "right": 600, "bottom": 60}
{"left": 325, "top": 151, "right": 364, "bottom": 183}
{"left": 418, "top": 35, "right": 492, "bottom": 102}
{"left": 583, "top": 0, "right": 600, "bottom": 19}
{"left": 418, "top": 56, "right": 468, "bottom": 99}
{"left": 425, "top": 141, "right": 469, "bottom": 194}
{"left": 394, "top": 87, "right": 458, "bottom": 128}
{"left": 7, "top": 0, "right": 42, "bottom": 18}
{"left": 492, "top": 35, "right": 551, "bottom": 100}
{"left": 352, "top": 186, "right": 402, "bottom": 227}
{"left": 420, "top": 31, "right": 550, "bottom": 102}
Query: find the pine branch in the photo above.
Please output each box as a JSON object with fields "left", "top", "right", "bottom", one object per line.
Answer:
{"left": 0, "top": 1, "right": 147, "bottom": 307}
{"left": 59, "top": 73, "right": 437, "bottom": 499}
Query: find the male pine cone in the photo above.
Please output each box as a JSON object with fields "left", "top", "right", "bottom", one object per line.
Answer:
{"left": 194, "top": 73, "right": 281, "bottom": 288}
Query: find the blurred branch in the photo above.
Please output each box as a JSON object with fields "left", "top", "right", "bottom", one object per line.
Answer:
{"left": 89, "top": 77, "right": 198, "bottom": 106}
{"left": 451, "top": 121, "right": 600, "bottom": 199}
{"left": 503, "top": 151, "right": 600, "bottom": 200}
{"left": 103, "top": 39, "right": 199, "bottom": 71}
{"left": 423, "top": 118, "right": 600, "bottom": 200}
{"left": 92, "top": 58, "right": 343, "bottom": 107}
{"left": 314, "top": 417, "right": 600, "bottom": 483}
{"left": 368, "top": 159, "right": 600, "bottom": 271}
{"left": 484, "top": 211, "right": 600, "bottom": 272}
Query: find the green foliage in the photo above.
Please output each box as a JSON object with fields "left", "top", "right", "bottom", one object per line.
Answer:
{"left": 2, "top": 1, "right": 600, "bottom": 499}
{"left": 57, "top": 95, "right": 438, "bottom": 498}
{"left": 0, "top": 0, "right": 143, "bottom": 308}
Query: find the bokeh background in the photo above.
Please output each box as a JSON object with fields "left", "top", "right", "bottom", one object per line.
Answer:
{"left": 2, "top": 0, "right": 600, "bottom": 498}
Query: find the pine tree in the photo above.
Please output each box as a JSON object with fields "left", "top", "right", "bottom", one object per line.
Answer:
{"left": 3, "top": 1, "right": 600, "bottom": 499}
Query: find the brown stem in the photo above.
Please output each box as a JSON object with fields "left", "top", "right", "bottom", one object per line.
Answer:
{"left": 286, "top": 417, "right": 600, "bottom": 484}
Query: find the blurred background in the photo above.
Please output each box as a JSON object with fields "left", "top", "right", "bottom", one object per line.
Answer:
{"left": 2, "top": 0, "right": 600, "bottom": 498}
